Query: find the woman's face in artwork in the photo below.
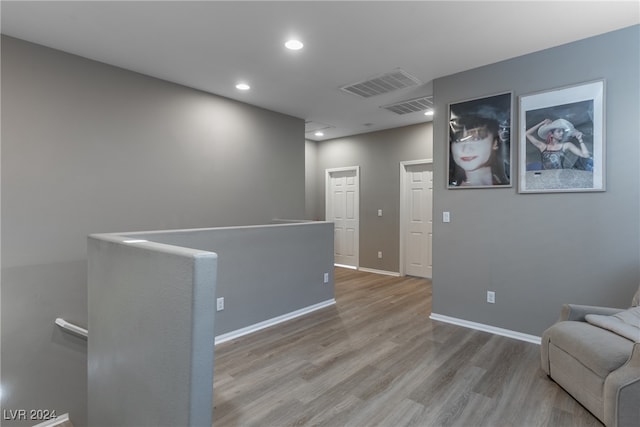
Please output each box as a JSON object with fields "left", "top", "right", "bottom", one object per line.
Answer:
{"left": 451, "top": 126, "right": 497, "bottom": 172}
{"left": 550, "top": 128, "right": 565, "bottom": 142}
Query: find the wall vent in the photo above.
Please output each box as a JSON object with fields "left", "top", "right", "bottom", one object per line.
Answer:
{"left": 340, "top": 69, "right": 421, "bottom": 98}
{"left": 381, "top": 96, "right": 433, "bottom": 115}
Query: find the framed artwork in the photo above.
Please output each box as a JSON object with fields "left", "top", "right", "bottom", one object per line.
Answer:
{"left": 518, "top": 80, "right": 605, "bottom": 193}
{"left": 448, "top": 92, "right": 512, "bottom": 189}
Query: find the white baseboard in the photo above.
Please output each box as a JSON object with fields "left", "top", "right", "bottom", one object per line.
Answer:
{"left": 32, "top": 413, "right": 70, "bottom": 427}
{"left": 357, "top": 267, "right": 400, "bottom": 277}
{"left": 334, "top": 263, "right": 357, "bottom": 270}
{"left": 215, "top": 299, "right": 336, "bottom": 345}
{"left": 429, "top": 313, "right": 541, "bottom": 345}
{"left": 333, "top": 264, "right": 400, "bottom": 277}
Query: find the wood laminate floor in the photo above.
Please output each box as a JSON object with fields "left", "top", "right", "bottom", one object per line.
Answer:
{"left": 213, "top": 268, "right": 600, "bottom": 427}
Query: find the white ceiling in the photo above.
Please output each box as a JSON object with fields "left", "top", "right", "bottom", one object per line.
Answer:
{"left": 2, "top": 1, "right": 638, "bottom": 141}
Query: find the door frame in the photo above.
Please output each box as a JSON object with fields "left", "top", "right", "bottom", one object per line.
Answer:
{"left": 325, "top": 166, "right": 360, "bottom": 269}
{"left": 399, "top": 159, "right": 433, "bottom": 277}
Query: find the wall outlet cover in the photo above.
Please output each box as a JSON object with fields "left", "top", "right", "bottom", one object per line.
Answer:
{"left": 487, "top": 291, "right": 495, "bottom": 304}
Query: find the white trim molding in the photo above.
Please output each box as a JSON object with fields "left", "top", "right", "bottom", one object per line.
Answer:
{"left": 358, "top": 267, "right": 400, "bottom": 277}
{"left": 334, "top": 263, "right": 357, "bottom": 270}
{"left": 215, "top": 299, "right": 336, "bottom": 345}
{"left": 429, "top": 313, "right": 541, "bottom": 345}
{"left": 400, "top": 158, "right": 434, "bottom": 167}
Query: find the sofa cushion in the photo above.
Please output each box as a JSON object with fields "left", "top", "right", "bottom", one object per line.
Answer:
{"left": 546, "top": 321, "right": 634, "bottom": 378}
{"left": 586, "top": 306, "right": 640, "bottom": 342}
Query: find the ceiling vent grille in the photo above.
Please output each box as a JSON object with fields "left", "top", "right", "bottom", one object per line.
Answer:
{"left": 340, "top": 69, "right": 421, "bottom": 98}
{"left": 381, "top": 96, "right": 434, "bottom": 115}
{"left": 305, "top": 121, "right": 332, "bottom": 133}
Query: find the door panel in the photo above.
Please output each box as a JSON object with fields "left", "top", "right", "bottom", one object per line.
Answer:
{"left": 327, "top": 169, "right": 359, "bottom": 267}
{"left": 404, "top": 163, "right": 433, "bottom": 278}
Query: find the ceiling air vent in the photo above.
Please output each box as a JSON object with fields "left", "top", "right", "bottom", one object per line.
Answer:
{"left": 381, "top": 96, "right": 433, "bottom": 115}
{"left": 305, "top": 121, "right": 333, "bottom": 133}
{"left": 340, "top": 69, "right": 421, "bottom": 98}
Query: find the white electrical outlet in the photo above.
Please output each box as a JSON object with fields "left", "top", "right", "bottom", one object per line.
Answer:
{"left": 487, "top": 291, "right": 495, "bottom": 304}
{"left": 443, "top": 211, "right": 451, "bottom": 223}
{"left": 378, "top": 251, "right": 383, "bottom": 259}
{"left": 217, "top": 297, "right": 224, "bottom": 311}
{"left": 323, "top": 272, "right": 329, "bottom": 283}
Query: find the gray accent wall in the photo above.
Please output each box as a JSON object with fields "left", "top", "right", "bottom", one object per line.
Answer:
{"left": 432, "top": 25, "right": 640, "bottom": 336}
{"left": 305, "top": 141, "right": 319, "bottom": 220}
{"left": 1, "top": 36, "right": 305, "bottom": 426}
{"left": 314, "top": 123, "right": 433, "bottom": 272}
{"left": 125, "top": 222, "right": 335, "bottom": 336}
{"left": 88, "top": 235, "right": 217, "bottom": 427}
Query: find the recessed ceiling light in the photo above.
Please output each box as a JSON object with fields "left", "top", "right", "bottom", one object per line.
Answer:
{"left": 314, "top": 131, "right": 324, "bottom": 137}
{"left": 424, "top": 110, "right": 434, "bottom": 116}
{"left": 236, "top": 83, "right": 250, "bottom": 91}
{"left": 285, "top": 39, "right": 304, "bottom": 50}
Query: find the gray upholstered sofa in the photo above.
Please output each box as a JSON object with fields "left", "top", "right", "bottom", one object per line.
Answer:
{"left": 541, "top": 286, "right": 640, "bottom": 427}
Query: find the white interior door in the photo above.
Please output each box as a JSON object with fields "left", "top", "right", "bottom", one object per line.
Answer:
{"left": 401, "top": 161, "right": 433, "bottom": 278}
{"left": 326, "top": 167, "right": 359, "bottom": 268}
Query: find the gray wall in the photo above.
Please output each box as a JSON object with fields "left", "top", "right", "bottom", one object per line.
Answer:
{"left": 1, "top": 36, "right": 305, "bottom": 426}
{"left": 314, "top": 123, "right": 433, "bottom": 272}
{"left": 432, "top": 25, "right": 640, "bottom": 336}
{"left": 88, "top": 235, "right": 217, "bottom": 427}
{"left": 305, "top": 141, "right": 319, "bottom": 220}
{"left": 125, "top": 222, "right": 335, "bottom": 336}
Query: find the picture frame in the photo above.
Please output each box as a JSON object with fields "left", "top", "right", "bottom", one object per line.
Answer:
{"left": 518, "top": 80, "right": 605, "bottom": 193}
{"left": 448, "top": 92, "right": 512, "bottom": 189}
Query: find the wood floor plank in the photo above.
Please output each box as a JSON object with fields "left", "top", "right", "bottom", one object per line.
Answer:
{"left": 213, "top": 268, "right": 602, "bottom": 426}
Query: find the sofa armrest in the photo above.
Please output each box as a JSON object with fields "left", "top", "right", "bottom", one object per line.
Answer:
{"left": 560, "top": 304, "right": 625, "bottom": 322}
{"left": 604, "top": 342, "right": 640, "bottom": 427}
